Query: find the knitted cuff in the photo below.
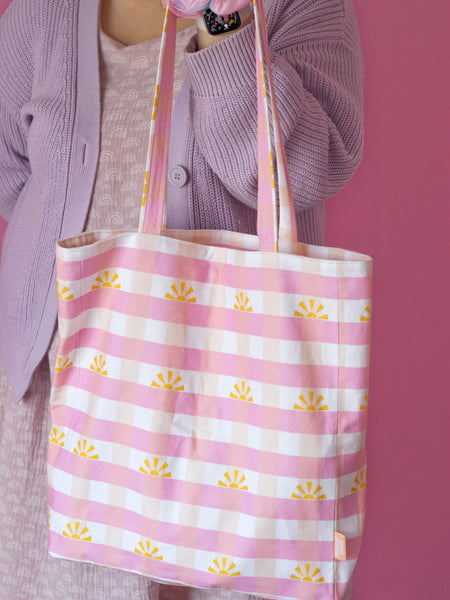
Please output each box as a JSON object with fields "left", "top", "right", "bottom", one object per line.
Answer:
{"left": 184, "top": 20, "right": 256, "bottom": 97}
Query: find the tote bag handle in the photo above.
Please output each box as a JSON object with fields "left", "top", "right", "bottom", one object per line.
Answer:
{"left": 138, "top": 0, "right": 298, "bottom": 252}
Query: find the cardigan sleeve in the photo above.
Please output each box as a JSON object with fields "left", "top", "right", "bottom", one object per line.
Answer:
{"left": 0, "top": 0, "right": 33, "bottom": 223}
{"left": 184, "top": 0, "right": 364, "bottom": 211}
{"left": 0, "top": 104, "right": 30, "bottom": 223}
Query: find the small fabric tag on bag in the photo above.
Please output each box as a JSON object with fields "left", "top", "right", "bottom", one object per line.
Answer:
{"left": 334, "top": 532, "right": 347, "bottom": 561}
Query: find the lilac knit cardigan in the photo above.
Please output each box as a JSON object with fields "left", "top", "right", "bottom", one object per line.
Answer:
{"left": 0, "top": 0, "right": 364, "bottom": 402}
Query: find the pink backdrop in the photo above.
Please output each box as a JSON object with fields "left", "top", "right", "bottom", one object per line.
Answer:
{"left": 0, "top": 1, "right": 448, "bottom": 598}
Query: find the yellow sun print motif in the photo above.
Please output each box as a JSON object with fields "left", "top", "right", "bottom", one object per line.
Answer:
{"left": 151, "top": 371, "right": 184, "bottom": 391}
{"left": 351, "top": 469, "right": 367, "bottom": 493}
{"left": 360, "top": 394, "right": 368, "bottom": 410}
{"left": 134, "top": 540, "right": 163, "bottom": 560}
{"left": 91, "top": 271, "right": 121, "bottom": 290}
{"left": 73, "top": 440, "right": 99, "bottom": 460}
{"left": 208, "top": 557, "right": 241, "bottom": 577}
{"left": 290, "top": 564, "right": 325, "bottom": 582}
{"left": 229, "top": 381, "right": 253, "bottom": 402}
{"left": 218, "top": 470, "right": 248, "bottom": 491}
{"left": 54, "top": 356, "right": 73, "bottom": 372}
{"left": 141, "top": 170, "right": 149, "bottom": 207}
{"left": 139, "top": 457, "right": 172, "bottom": 478}
{"left": 259, "top": 59, "right": 267, "bottom": 100}
{"left": 49, "top": 427, "right": 65, "bottom": 447}
{"left": 269, "top": 150, "right": 275, "bottom": 189}
{"left": 291, "top": 482, "right": 326, "bottom": 500}
{"left": 234, "top": 292, "right": 253, "bottom": 312}
{"left": 57, "top": 280, "right": 74, "bottom": 300}
{"left": 360, "top": 305, "right": 372, "bottom": 321}
{"left": 90, "top": 354, "right": 108, "bottom": 376}
{"left": 62, "top": 522, "right": 92, "bottom": 541}
{"left": 294, "top": 391, "right": 328, "bottom": 411}
{"left": 165, "top": 282, "right": 196, "bottom": 303}
{"left": 294, "top": 299, "right": 328, "bottom": 320}
{"left": 151, "top": 83, "right": 160, "bottom": 121}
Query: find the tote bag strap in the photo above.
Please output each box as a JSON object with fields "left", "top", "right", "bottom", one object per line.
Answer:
{"left": 138, "top": 1, "right": 298, "bottom": 251}
{"left": 253, "top": 0, "right": 297, "bottom": 249}
{"left": 138, "top": 9, "right": 176, "bottom": 236}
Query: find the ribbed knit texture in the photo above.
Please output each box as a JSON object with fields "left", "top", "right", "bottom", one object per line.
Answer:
{"left": 0, "top": 0, "right": 364, "bottom": 401}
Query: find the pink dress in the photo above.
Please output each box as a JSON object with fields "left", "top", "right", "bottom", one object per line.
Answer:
{"left": 0, "top": 25, "right": 261, "bottom": 600}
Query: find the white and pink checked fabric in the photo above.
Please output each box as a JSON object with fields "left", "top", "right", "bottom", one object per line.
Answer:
{"left": 47, "top": 3, "right": 373, "bottom": 599}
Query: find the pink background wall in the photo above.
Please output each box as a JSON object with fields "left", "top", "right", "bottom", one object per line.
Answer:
{"left": 327, "top": 1, "right": 448, "bottom": 598}
{"left": 0, "top": 0, "right": 448, "bottom": 598}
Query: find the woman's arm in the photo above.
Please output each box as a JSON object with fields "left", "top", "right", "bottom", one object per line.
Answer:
{"left": 185, "top": 0, "right": 364, "bottom": 211}
{"left": 0, "top": 0, "right": 32, "bottom": 225}
{"left": 0, "top": 104, "right": 30, "bottom": 224}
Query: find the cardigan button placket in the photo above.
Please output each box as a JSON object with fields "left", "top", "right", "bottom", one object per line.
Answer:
{"left": 169, "top": 166, "right": 189, "bottom": 187}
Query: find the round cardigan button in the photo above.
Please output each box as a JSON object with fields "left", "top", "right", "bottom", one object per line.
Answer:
{"left": 169, "top": 166, "right": 188, "bottom": 187}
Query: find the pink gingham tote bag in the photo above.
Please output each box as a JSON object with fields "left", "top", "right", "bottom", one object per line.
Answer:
{"left": 47, "top": 2, "right": 373, "bottom": 598}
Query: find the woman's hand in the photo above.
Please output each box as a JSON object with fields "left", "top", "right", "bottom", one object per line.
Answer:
{"left": 162, "top": 1, "right": 251, "bottom": 19}
{"left": 162, "top": 1, "right": 253, "bottom": 50}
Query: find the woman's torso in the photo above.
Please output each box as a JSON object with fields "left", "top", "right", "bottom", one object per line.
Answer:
{"left": 47, "top": 24, "right": 196, "bottom": 375}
